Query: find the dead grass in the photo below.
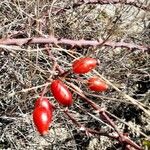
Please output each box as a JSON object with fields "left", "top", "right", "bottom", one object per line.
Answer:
{"left": 0, "top": 0, "right": 150, "bottom": 149}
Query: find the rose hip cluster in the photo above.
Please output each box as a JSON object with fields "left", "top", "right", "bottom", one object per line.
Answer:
{"left": 33, "top": 57, "right": 108, "bottom": 135}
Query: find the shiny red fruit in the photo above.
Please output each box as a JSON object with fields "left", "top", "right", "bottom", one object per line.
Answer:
{"left": 34, "top": 97, "right": 53, "bottom": 112}
{"left": 72, "top": 57, "right": 97, "bottom": 74}
{"left": 33, "top": 106, "right": 52, "bottom": 135}
{"left": 88, "top": 77, "right": 108, "bottom": 92}
{"left": 51, "top": 80, "right": 73, "bottom": 106}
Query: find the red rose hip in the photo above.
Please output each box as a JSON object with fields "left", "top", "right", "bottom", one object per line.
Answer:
{"left": 72, "top": 57, "right": 97, "bottom": 74}
{"left": 34, "top": 97, "right": 53, "bottom": 112}
{"left": 33, "top": 106, "right": 52, "bottom": 135}
{"left": 88, "top": 77, "right": 108, "bottom": 92}
{"left": 51, "top": 80, "right": 73, "bottom": 106}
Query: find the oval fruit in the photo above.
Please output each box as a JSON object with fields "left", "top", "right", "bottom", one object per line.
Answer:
{"left": 51, "top": 80, "right": 73, "bottom": 106}
{"left": 88, "top": 77, "right": 108, "bottom": 92}
{"left": 72, "top": 57, "right": 97, "bottom": 74}
{"left": 34, "top": 97, "right": 53, "bottom": 112}
{"left": 33, "top": 106, "right": 52, "bottom": 135}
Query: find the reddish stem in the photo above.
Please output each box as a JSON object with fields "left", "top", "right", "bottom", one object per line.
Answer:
{"left": 64, "top": 109, "right": 143, "bottom": 150}
{"left": 0, "top": 36, "right": 149, "bottom": 51}
{"left": 64, "top": 109, "right": 118, "bottom": 138}
{"left": 71, "top": 87, "right": 142, "bottom": 149}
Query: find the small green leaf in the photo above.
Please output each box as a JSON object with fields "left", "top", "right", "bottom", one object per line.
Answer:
{"left": 142, "top": 140, "right": 150, "bottom": 148}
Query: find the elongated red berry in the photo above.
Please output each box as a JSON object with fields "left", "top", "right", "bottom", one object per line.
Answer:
{"left": 88, "top": 77, "right": 108, "bottom": 92}
{"left": 51, "top": 80, "right": 73, "bottom": 106}
{"left": 35, "top": 97, "right": 53, "bottom": 112}
{"left": 72, "top": 57, "right": 97, "bottom": 74}
{"left": 33, "top": 106, "right": 52, "bottom": 135}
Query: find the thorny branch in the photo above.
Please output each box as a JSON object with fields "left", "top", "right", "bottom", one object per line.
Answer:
{"left": 64, "top": 109, "right": 142, "bottom": 150}
{"left": 70, "top": 91, "right": 142, "bottom": 149}
{"left": 0, "top": 36, "right": 149, "bottom": 51}
{"left": 63, "top": 109, "right": 117, "bottom": 138}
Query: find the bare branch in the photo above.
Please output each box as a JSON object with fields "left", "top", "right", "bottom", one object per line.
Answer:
{"left": 0, "top": 36, "right": 149, "bottom": 51}
{"left": 64, "top": 109, "right": 143, "bottom": 150}
{"left": 83, "top": 0, "right": 150, "bottom": 11}
{"left": 55, "top": 0, "right": 150, "bottom": 14}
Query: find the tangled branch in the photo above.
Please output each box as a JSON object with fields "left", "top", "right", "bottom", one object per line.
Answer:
{"left": 64, "top": 103, "right": 142, "bottom": 149}
{"left": 0, "top": 36, "right": 149, "bottom": 51}
{"left": 55, "top": 0, "right": 150, "bottom": 14}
